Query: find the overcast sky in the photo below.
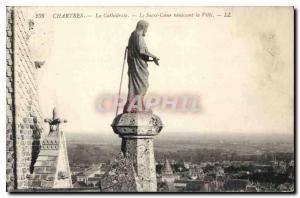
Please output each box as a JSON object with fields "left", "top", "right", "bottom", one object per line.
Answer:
{"left": 24, "top": 7, "right": 293, "bottom": 135}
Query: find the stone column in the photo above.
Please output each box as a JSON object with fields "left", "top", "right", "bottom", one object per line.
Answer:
{"left": 111, "top": 111, "right": 163, "bottom": 192}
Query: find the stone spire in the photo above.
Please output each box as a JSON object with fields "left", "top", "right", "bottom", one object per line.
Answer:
{"left": 28, "top": 108, "right": 72, "bottom": 189}
{"left": 162, "top": 159, "right": 173, "bottom": 176}
{"left": 160, "top": 159, "right": 175, "bottom": 192}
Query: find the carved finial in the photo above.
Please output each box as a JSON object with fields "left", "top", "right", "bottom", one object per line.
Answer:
{"left": 44, "top": 107, "right": 67, "bottom": 134}
{"left": 34, "top": 61, "right": 45, "bottom": 69}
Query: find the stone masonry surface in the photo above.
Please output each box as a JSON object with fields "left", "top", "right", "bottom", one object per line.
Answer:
{"left": 6, "top": 6, "right": 15, "bottom": 191}
{"left": 7, "top": 7, "right": 45, "bottom": 191}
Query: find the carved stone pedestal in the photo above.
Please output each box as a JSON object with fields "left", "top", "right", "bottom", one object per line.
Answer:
{"left": 111, "top": 112, "right": 163, "bottom": 192}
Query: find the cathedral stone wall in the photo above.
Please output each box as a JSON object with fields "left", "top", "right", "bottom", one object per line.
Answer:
{"left": 6, "top": 7, "right": 45, "bottom": 191}
{"left": 6, "top": 6, "right": 16, "bottom": 191}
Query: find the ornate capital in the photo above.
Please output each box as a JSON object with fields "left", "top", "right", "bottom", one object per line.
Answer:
{"left": 111, "top": 112, "right": 163, "bottom": 138}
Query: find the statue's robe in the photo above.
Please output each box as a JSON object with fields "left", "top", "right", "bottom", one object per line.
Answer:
{"left": 124, "top": 31, "right": 149, "bottom": 112}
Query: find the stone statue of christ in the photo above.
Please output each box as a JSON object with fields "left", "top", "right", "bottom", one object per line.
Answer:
{"left": 123, "top": 20, "right": 159, "bottom": 113}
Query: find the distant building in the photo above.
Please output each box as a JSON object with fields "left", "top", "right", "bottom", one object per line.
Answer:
{"left": 76, "top": 164, "right": 102, "bottom": 187}
{"left": 287, "top": 166, "right": 294, "bottom": 180}
{"left": 183, "top": 162, "right": 191, "bottom": 170}
{"left": 224, "top": 179, "right": 249, "bottom": 192}
{"left": 289, "top": 160, "right": 294, "bottom": 167}
{"left": 185, "top": 180, "right": 210, "bottom": 192}
{"left": 158, "top": 159, "right": 176, "bottom": 191}
{"left": 246, "top": 184, "right": 258, "bottom": 192}
{"left": 277, "top": 183, "right": 294, "bottom": 192}
{"left": 73, "top": 181, "right": 87, "bottom": 188}
{"left": 254, "top": 164, "right": 272, "bottom": 173}
{"left": 188, "top": 166, "right": 205, "bottom": 180}
{"left": 174, "top": 180, "right": 188, "bottom": 189}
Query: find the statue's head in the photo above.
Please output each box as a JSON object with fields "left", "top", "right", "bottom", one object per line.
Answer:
{"left": 135, "top": 20, "right": 149, "bottom": 36}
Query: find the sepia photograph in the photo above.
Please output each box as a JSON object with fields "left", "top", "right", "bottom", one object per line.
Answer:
{"left": 5, "top": 6, "right": 294, "bottom": 193}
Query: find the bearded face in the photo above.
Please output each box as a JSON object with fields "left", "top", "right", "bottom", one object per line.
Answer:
{"left": 142, "top": 26, "right": 148, "bottom": 36}
{"left": 136, "top": 20, "right": 149, "bottom": 37}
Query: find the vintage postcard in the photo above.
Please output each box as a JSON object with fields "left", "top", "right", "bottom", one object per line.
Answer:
{"left": 6, "top": 6, "right": 294, "bottom": 192}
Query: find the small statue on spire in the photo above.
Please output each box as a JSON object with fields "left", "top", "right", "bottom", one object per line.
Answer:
{"left": 44, "top": 107, "right": 67, "bottom": 134}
